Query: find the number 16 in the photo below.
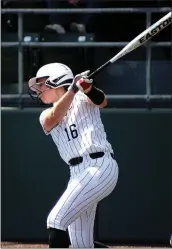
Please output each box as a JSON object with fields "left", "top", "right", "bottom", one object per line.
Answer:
{"left": 64, "top": 124, "right": 78, "bottom": 141}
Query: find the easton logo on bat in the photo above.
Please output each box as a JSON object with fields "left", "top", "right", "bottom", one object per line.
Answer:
{"left": 139, "top": 16, "right": 172, "bottom": 43}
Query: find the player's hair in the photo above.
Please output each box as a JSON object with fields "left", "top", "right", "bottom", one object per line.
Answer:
{"left": 63, "top": 85, "right": 69, "bottom": 92}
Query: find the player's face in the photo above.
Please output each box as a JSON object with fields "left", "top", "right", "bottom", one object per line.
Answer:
{"left": 37, "top": 78, "right": 65, "bottom": 104}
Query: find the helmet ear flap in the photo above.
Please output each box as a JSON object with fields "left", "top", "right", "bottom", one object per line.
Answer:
{"left": 45, "top": 79, "right": 57, "bottom": 88}
{"left": 45, "top": 75, "right": 66, "bottom": 88}
{"left": 46, "top": 78, "right": 73, "bottom": 89}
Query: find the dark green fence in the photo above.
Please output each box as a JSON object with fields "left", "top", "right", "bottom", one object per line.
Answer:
{"left": 2, "top": 108, "right": 172, "bottom": 244}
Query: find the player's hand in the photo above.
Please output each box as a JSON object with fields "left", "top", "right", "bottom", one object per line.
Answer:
{"left": 68, "top": 70, "right": 93, "bottom": 93}
{"left": 76, "top": 76, "right": 93, "bottom": 93}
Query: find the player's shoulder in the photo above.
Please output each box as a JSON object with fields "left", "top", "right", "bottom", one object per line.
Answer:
{"left": 39, "top": 107, "right": 52, "bottom": 123}
{"left": 39, "top": 108, "right": 53, "bottom": 135}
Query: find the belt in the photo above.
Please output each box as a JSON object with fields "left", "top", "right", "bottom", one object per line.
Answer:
{"left": 68, "top": 152, "right": 114, "bottom": 166}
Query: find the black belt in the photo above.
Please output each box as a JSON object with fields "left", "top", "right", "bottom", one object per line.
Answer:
{"left": 69, "top": 152, "right": 114, "bottom": 166}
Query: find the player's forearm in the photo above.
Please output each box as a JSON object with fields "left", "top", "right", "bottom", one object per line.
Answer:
{"left": 52, "top": 90, "right": 75, "bottom": 120}
{"left": 85, "top": 86, "right": 107, "bottom": 108}
{"left": 43, "top": 90, "right": 75, "bottom": 131}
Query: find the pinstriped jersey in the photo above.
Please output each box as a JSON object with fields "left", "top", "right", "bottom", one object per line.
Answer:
{"left": 39, "top": 92, "right": 114, "bottom": 165}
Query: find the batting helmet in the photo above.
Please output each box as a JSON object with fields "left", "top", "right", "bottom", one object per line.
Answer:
{"left": 28, "top": 63, "right": 74, "bottom": 100}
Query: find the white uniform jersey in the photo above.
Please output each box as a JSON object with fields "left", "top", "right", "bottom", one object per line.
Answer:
{"left": 39, "top": 91, "right": 114, "bottom": 164}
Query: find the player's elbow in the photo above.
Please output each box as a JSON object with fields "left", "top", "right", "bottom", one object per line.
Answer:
{"left": 99, "top": 98, "right": 107, "bottom": 108}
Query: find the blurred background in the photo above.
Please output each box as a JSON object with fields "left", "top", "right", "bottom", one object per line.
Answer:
{"left": 1, "top": 0, "right": 172, "bottom": 247}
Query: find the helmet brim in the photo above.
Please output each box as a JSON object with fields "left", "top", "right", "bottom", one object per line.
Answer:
{"left": 28, "top": 76, "right": 73, "bottom": 93}
{"left": 28, "top": 77, "right": 37, "bottom": 92}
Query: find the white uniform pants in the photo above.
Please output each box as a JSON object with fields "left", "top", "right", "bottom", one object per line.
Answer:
{"left": 47, "top": 152, "right": 119, "bottom": 248}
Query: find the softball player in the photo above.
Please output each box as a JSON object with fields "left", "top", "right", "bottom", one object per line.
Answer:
{"left": 28, "top": 63, "right": 119, "bottom": 248}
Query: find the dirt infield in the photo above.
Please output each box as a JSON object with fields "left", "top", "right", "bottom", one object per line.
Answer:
{"left": 1, "top": 242, "right": 47, "bottom": 248}
{"left": 1, "top": 242, "right": 170, "bottom": 248}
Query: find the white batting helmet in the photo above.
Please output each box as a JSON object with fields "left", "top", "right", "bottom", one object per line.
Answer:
{"left": 28, "top": 62, "right": 74, "bottom": 99}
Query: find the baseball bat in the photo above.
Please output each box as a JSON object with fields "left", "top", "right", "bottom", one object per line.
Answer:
{"left": 88, "top": 11, "right": 172, "bottom": 79}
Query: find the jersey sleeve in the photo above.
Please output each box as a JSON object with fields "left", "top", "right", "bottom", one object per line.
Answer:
{"left": 39, "top": 109, "right": 51, "bottom": 135}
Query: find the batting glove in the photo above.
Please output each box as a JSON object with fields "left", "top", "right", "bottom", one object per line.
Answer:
{"left": 68, "top": 70, "right": 93, "bottom": 93}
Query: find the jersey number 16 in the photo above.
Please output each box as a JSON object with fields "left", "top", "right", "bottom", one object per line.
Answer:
{"left": 64, "top": 124, "right": 78, "bottom": 141}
